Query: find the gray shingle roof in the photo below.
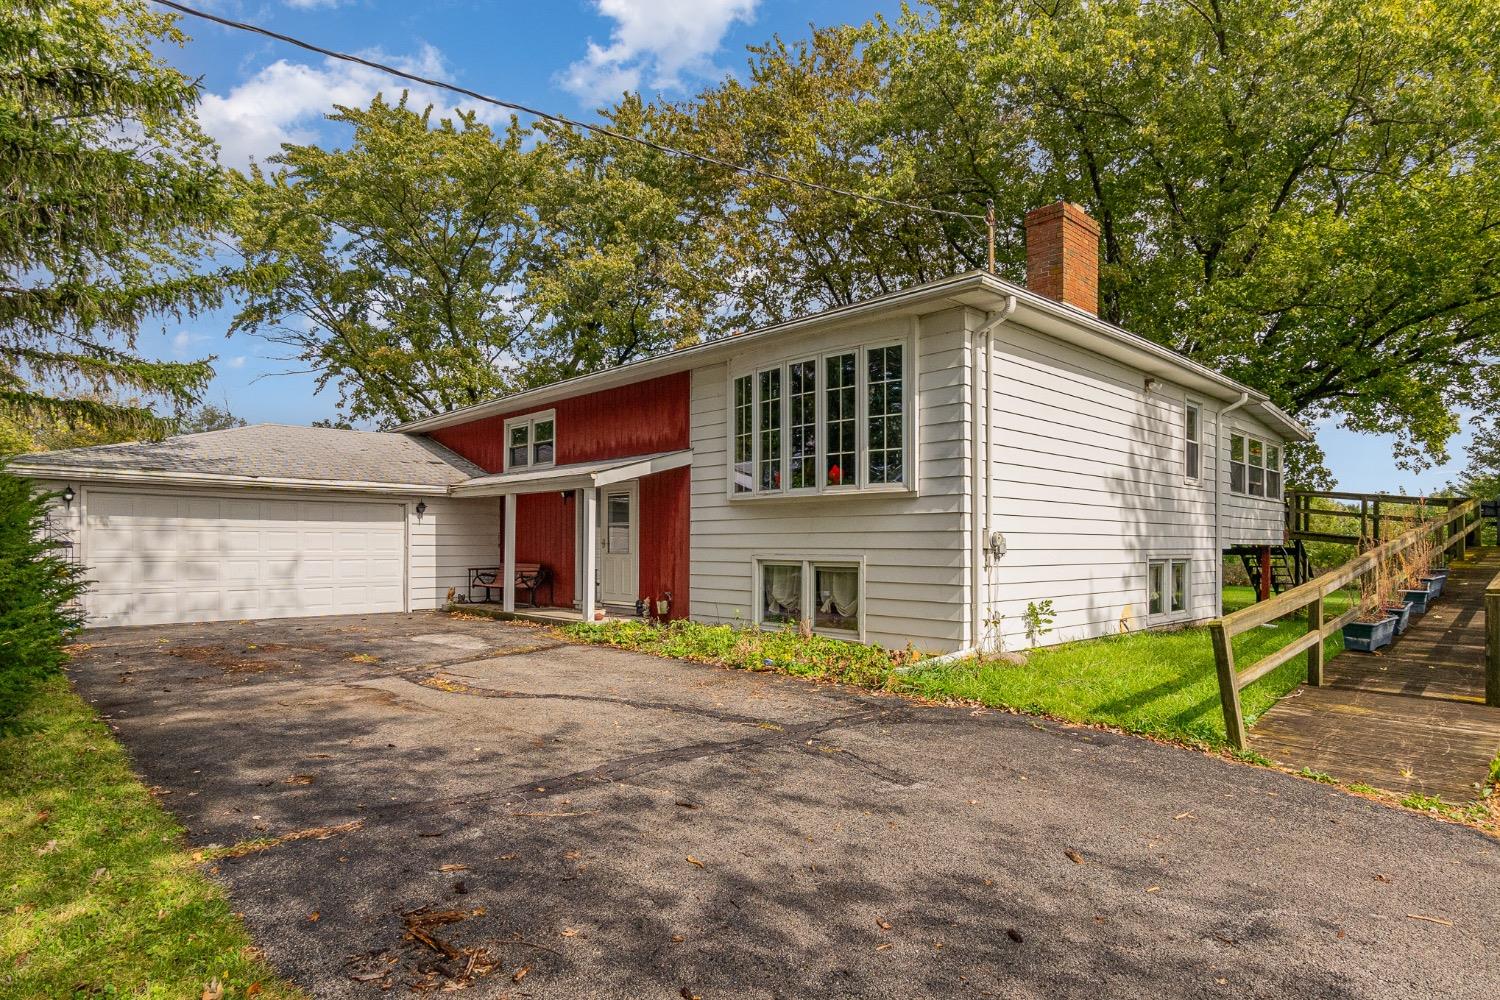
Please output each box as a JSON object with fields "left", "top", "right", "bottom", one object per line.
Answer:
{"left": 9, "top": 423, "right": 484, "bottom": 488}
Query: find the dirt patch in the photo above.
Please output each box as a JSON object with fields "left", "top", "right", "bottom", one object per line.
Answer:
{"left": 165, "top": 642, "right": 308, "bottom": 676}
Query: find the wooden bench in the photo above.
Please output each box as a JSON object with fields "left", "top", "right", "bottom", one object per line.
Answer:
{"left": 468, "top": 564, "right": 553, "bottom": 608}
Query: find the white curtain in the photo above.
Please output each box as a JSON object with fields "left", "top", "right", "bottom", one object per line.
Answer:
{"left": 819, "top": 567, "right": 859, "bottom": 618}
{"left": 764, "top": 564, "right": 801, "bottom": 617}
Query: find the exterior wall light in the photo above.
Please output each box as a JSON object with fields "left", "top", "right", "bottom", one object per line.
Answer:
{"left": 415, "top": 501, "right": 428, "bottom": 519}
{"left": 62, "top": 486, "right": 75, "bottom": 508}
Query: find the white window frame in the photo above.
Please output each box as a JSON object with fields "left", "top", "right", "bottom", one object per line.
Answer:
{"left": 752, "top": 555, "right": 866, "bottom": 641}
{"left": 1183, "top": 400, "right": 1202, "bottom": 483}
{"left": 725, "top": 332, "right": 915, "bottom": 500}
{"left": 1147, "top": 556, "right": 1192, "bottom": 623}
{"left": 502, "top": 409, "right": 556, "bottom": 472}
{"left": 1227, "top": 429, "right": 1283, "bottom": 501}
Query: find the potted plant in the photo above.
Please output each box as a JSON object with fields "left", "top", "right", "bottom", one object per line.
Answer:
{"left": 1374, "top": 558, "right": 1414, "bottom": 635}
{"left": 1396, "top": 512, "right": 1439, "bottom": 614}
{"left": 1343, "top": 569, "right": 1398, "bottom": 652}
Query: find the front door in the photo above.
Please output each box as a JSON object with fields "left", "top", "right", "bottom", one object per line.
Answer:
{"left": 598, "top": 485, "right": 638, "bottom": 606}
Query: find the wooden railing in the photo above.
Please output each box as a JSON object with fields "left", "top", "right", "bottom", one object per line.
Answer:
{"left": 1211, "top": 497, "right": 1481, "bottom": 749}
{"left": 1286, "top": 490, "right": 1467, "bottom": 546}
{"left": 1487, "top": 566, "right": 1500, "bottom": 708}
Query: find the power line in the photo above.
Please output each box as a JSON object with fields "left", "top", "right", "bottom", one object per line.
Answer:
{"left": 149, "top": 0, "right": 986, "bottom": 222}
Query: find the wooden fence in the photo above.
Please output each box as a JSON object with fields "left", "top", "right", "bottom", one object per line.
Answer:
{"left": 1211, "top": 498, "right": 1481, "bottom": 749}
{"left": 1487, "top": 566, "right": 1500, "bottom": 708}
{"left": 1286, "top": 490, "right": 1466, "bottom": 546}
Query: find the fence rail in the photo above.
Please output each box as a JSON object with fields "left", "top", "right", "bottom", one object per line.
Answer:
{"left": 1212, "top": 497, "right": 1481, "bottom": 749}
{"left": 1286, "top": 491, "right": 1462, "bottom": 546}
{"left": 1487, "top": 567, "right": 1500, "bottom": 708}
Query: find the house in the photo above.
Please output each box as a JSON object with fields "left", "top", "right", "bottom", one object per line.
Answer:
{"left": 14, "top": 202, "right": 1308, "bottom": 651}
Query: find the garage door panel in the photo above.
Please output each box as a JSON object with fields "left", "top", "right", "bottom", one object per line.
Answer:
{"left": 84, "top": 490, "right": 407, "bottom": 626}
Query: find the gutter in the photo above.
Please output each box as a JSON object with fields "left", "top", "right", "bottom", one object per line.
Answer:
{"left": 6, "top": 464, "right": 454, "bottom": 497}
{"left": 1213, "top": 392, "right": 1251, "bottom": 616}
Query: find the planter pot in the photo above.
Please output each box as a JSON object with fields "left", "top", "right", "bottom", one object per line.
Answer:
{"left": 1420, "top": 574, "right": 1445, "bottom": 598}
{"left": 1381, "top": 602, "right": 1414, "bottom": 635}
{"left": 1402, "top": 586, "right": 1434, "bottom": 614}
{"left": 1343, "top": 615, "right": 1398, "bottom": 653}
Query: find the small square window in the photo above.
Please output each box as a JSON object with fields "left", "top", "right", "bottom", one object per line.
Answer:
{"left": 761, "top": 563, "right": 802, "bottom": 625}
{"left": 1148, "top": 559, "right": 1190, "bottom": 618}
{"left": 814, "top": 565, "right": 859, "bottom": 632}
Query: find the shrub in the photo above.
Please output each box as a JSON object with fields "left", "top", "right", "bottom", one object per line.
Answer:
{"left": 0, "top": 467, "right": 85, "bottom": 729}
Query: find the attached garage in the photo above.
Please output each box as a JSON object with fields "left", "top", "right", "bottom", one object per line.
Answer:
{"left": 13, "top": 424, "right": 501, "bottom": 628}
{"left": 83, "top": 490, "right": 408, "bottom": 626}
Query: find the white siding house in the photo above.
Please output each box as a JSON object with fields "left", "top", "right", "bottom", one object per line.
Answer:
{"left": 16, "top": 203, "right": 1307, "bottom": 648}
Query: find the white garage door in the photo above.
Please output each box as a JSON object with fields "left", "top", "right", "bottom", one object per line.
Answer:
{"left": 84, "top": 490, "right": 407, "bottom": 626}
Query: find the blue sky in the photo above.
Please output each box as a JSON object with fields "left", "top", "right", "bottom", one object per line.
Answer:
{"left": 139, "top": 0, "right": 1471, "bottom": 493}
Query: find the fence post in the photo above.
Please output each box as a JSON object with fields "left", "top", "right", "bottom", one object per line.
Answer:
{"left": 1306, "top": 594, "right": 1324, "bottom": 687}
{"left": 1210, "top": 621, "right": 1246, "bottom": 750}
{"left": 1487, "top": 589, "right": 1499, "bottom": 708}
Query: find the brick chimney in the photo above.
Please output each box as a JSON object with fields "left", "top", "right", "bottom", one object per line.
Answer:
{"left": 1024, "top": 201, "right": 1101, "bottom": 315}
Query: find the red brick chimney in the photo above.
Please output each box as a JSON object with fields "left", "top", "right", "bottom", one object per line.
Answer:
{"left": 1024, "top": 201, "right": 1101, "bottom": 315}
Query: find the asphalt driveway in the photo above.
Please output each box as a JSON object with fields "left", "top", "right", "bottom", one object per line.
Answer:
{"left": 70, "top": 612, "right": 1499, "bottom": 999}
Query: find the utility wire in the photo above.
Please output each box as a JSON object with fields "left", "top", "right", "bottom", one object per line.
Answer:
{"left": 150, "top": 0, "right": 986, "bottom": 222}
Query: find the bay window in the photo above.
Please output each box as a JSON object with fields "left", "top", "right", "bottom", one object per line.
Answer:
{"left": 503, "top": 410, "right": 556, "bottom": 471}
{"left": 731, "top": 341, "right": 907, "bottom": 497}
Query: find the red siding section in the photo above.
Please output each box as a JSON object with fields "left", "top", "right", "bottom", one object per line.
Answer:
{"left": 433, "top": 371, "right": 691, "bottom": 618}
{"left": 513, "top": 493, "right": 576, "bottom": 607}
{"left": 639, "top": 466, "right": 690, "bottom": 619}
{"left": 428, "top": 371, "right": 691, "bottom": 473}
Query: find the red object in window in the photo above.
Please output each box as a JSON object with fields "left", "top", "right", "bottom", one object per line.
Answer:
{"left": 828, "top": 464, "right": 841, "bottom": 485}
{"left": 772, "top": 469, "right": 781, "bottom": 488}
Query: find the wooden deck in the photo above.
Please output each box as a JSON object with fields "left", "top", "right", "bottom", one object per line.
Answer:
{"left": 1251, "top": 547, "right": 1500, "bottom": 802}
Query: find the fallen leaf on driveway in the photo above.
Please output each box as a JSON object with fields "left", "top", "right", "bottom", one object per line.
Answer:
{"left": 1174, "top": 811, "right": 1195, "bottom": 821}
{"left": 1006, "top": 928, "right": 1023, "bottom": 943}
{"left": 283, "top": 774, "right": 314, "bottom": 785}
{"left": 438, "top": 864, "right": 468, "bottom": 872}
{"left": 560, "top": 927, "right": 579, "bottom": 937}
{"left": 1406, "top": 914, "right": 1453, "bottom": 926}
{"left": 1065, "top": 850, "right": 1084, "bottom": 864}
{"left": 307, "top": 911, "right": 320, "bottom": 922}
{"left": 512, "top": 965, "right": 531, "bottom": 983}
{"left": 876, "top": 918, "right": 892, "bottom": 930}
{"left": 671, "top": 934, "right": 685, "bottom": 943}
{"left": 685, "top": 855, "right": 705, "bottom": 868}
{"left": 1145, "top": 886, "right": 1161, "bottom": 894}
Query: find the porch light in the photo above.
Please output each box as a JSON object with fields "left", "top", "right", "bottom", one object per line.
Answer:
{"left": 62, "top": 486, "right": 75, "bottom": 508}
{"left": 415, "top": 500, "right": 428, "bottom": 519}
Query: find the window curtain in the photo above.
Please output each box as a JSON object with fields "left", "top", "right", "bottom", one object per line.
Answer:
{"left": 819, "top": 568, "right": 858, "bottom": 618}
{"left": 764, "top": 564, "right": 801, "bottom": 616}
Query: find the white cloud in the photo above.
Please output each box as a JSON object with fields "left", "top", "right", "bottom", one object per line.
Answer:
{"left": 562, "top": 0, "right": 758, "bottom": 103}
{"left": 283, "top": 0, "right": 347, "bottom": 8}
{"left": 228, "top": 356, "right": 248, "bottom": 369}
{"left": 198, "top": 44, "right": 499, "bottom": 169}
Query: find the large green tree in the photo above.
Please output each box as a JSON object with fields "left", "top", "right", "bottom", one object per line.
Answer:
{"left": 231, "top": 97, "right": 539, "bottom": 425}
{"left": 664, "top": 0, "right": 1500, "bottom": 469}
{"left": 1, "top": 0, "right": 230, "bottom": 436}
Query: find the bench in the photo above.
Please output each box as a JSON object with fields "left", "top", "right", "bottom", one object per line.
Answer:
{"left": 468, "top": 564, "right": 553, "bottom": 608}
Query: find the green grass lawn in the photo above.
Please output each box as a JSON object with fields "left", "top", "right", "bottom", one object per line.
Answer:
{"left": 563, "top": 584, "right": 1353, "bottom": 751}
{"left": 901, "top": 586, "right": 1354, "bottom": 748}
{"left": 0, "top": 676, "right": 303, "bottom": 1000}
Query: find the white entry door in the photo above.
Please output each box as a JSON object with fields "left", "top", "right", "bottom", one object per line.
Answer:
{"left": 597, "top": 485, "right": 638, "bottom": 606}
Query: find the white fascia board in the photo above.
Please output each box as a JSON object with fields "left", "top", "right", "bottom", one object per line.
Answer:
{"left": 6, "top": 464, "right": 447, "bottom": 496}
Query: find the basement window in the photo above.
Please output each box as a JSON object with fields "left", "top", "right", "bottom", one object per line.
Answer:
{"left": 757, "top": 559, "right": 862, "bottom": 637}
{"left": 503, "top": 410, "right": 557, "bottom": 471}
{"left": 1148, "top": 558, "right": 1191, "bottom": 620}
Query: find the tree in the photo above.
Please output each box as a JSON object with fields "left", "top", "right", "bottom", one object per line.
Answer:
{"left": 231, "top": 97, "right": 539, "bottom": 426}
{"left": 1454, "top": 416, "right": 1500, "bottom": 501}
{"left": 174, "top": 402, "right": 245, "bottom": 435}
{"left": 0, "top": 467, "right": 84, "bottom": 729}
{"left": 0, "top": 0, "right": 231, "bottom": 437}
{"left": 662, "top": 1, "right": 1500, "bottom": 469}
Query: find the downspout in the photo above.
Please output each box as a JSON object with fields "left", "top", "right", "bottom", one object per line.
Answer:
{"left": 964, "top": 297, "right": 1019, "bottom": 655}
{"left": 1214, "top": 392, "right": 1251, "bottom": 616}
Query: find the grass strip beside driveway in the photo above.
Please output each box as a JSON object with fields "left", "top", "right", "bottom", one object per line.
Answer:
{"left": 0, "top": 675, "right": 303, "bottom": 1000}
{"left": 561, "top": 586, "right": 1354, "bottom": 750}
